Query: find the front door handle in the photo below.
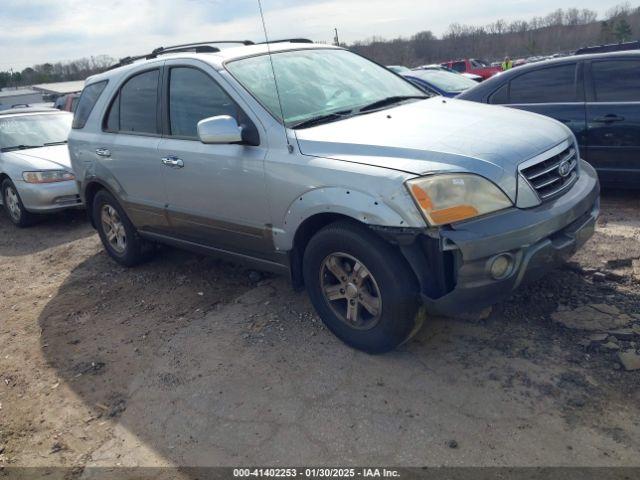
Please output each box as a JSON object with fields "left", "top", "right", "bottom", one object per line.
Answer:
{"left": 593, "top": 114, "right": 625, "bottom": 123}
{"left": 161, "top": 156, "right": 184, "bottom": 168}
{"left": 95, "top": 148, "right": 111, "bottom": 157}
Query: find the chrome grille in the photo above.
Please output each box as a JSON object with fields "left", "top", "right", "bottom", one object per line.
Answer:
{"left": 521, "top": 147, "right": 578, "bottom": 200}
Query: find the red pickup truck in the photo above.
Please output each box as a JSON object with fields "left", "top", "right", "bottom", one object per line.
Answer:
{"left": 440, "top": 59, "right": 502, "bottom": 80}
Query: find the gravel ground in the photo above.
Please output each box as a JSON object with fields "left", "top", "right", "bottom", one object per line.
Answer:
{"left": 0, "top": 190, "right": 639, "bottom": 473}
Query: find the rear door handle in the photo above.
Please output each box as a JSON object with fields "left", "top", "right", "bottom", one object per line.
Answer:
{"left": 593, "top": 115, "right": 625, "bottom": 123}
{"left": 95, "top": 148, "right": 111, "bottom": 157}
{"left": 161, "top": 156, "right": 184, "bottom": 168}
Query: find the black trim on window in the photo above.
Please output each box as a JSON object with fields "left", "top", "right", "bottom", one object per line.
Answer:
{"left": 101, "top": 67, "right": 163, "bottom": 137}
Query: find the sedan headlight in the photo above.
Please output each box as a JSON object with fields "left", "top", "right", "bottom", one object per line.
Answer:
{"left": 407, "top": 173, "right": 512, "bottom": 226}
{"left": 22, "top": 170, "right": 75, "bottom": 184}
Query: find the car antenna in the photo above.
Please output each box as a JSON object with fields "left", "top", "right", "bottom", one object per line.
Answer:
{"left": 257, "top": 0, "right": 294, "bottom": 154}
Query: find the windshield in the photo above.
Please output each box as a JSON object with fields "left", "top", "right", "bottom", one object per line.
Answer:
{"left": 0, "top": 113, "right": 72, "bottom": 151}
{"left": 226, "top": 49, "right": 424, "bottom": 127}
{"left": 408, "top": 70, "right": 477, "bottom": 93}
{"left": 471, "top": 59, "right": 489, "bottom": 68}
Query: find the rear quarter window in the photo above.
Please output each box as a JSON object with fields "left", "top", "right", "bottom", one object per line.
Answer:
{"left": 72, "top": 81, "right": 108, "bottom": 129}
{"left": 488, "top": 83, "right": 509, "bottom": 104}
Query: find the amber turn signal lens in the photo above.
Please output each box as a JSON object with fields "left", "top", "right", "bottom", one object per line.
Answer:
{"left": 410, "top": 185, "right": 433, "bottom": 210}
{"left": 429, "top": 205, "right": 479, "bottom": 224}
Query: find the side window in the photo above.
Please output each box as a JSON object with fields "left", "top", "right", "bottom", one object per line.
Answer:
{"left": 118, "top": 70, "right": 160, "bottom": 134}
{"left": 105, "top": 92, "right": 120, "bottom": 131}
{"left": 72, "top": 81, "right": 107, "bottom": 129}
{"left": 168, "top": 67, "right": 240, "bottom": 138}
{"left": 489, "top": 83, "right": 509, "bottom": 104}
{"left": 452, "top": 62, "right": 466, "bottom": 73}
{"left": 592, "top": 60, "right": 640, "bottom": 102}
{"left": 509, "top": 64, "right": 577, "bottom": 104}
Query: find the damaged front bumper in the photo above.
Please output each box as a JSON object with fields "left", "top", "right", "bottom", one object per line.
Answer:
{"left": 391, "top": 160, "right": 600, "bottom": 316}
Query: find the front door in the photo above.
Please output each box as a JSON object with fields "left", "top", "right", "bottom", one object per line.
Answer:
{"left": 157, "top": 63, "right": 272, "bottom": 259}
{"left": 586, "top": 58, "right": 640, "bottom": 187}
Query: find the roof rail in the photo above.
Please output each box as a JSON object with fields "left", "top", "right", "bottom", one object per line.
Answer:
{"left": 256, "top": 38, "right": 314, "bottom": 45}
{"left": 105, "top": 38, "right": 315, "bottom": 71}
{"left": 106, "top": 40, "right": 256, "bottom": 70}
{"left": 574, "top": 40, "right": 640, "bottom": 55}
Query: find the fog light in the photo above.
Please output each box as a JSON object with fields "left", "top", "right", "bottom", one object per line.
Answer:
{"left": 489, "top": 254, "right": 513, "bottom": 280}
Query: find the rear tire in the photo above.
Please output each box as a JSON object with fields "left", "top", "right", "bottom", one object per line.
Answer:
{"left": 303, "top": 220, "right": 424, "bottom": 354}
{"left": 93, "top": 190, "right": 152, "bottom": 267}
{"left": 2, "top": 178, "right": 36, "bottom": 227}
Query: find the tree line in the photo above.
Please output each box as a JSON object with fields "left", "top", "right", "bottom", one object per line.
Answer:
{"left": 0, "top": 55, "right": 114, "bottom": 90}
{"left": 1, "top": 3, "right": 638, "bottom": 89}
{"left": 349, "top": 3, "right": 640, "bottom": 66}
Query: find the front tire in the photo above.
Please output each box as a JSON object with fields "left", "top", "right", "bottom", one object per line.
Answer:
{"left": 2, "top": 178, "right": 35, "bottom": 227}
{"left": 303, "top": 220, "right": 424, "bottom": 354}
{"left": 93, "top": 190, "right": 152, "bottom": 267}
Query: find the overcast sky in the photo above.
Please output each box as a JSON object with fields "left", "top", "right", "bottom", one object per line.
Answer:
{"left": 0, "top": 0, "right": 619, "bottom": 71}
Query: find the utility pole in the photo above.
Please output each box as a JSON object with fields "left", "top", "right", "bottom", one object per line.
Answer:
{"left": 333, "top": 28, "right": 340, "bottom": 46}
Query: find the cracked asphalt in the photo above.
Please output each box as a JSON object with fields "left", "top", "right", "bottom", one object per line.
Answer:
{"left": 0, "top": 191, "right": 639, "bottom": 472}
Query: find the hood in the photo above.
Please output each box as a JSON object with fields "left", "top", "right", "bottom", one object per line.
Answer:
{"left": 4, "top": 144, "right": 72, "bottom": 171}
{"left": 294, "top": 97, "right": 571, "bottom": 201}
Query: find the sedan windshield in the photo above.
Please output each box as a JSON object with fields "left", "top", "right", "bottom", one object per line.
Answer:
{"left": 0, "top": 113, "right": 72, "bottom": 151}
{"left": 226, "top": 49, "right": 425, "bottom": 127}
{"left": 407, "top": 70, "right": 478, "bottom": 93}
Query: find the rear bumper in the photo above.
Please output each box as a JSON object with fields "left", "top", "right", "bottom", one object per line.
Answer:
{"left": 411, "top": 160, "right": 600, "bottom": 315}
{"left": 15, "top": 179, "right": 83, "bottom": 212}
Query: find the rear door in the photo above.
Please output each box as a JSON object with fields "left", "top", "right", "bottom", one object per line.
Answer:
{"left": 496, "top": 62, "right": 587, "bottom": 155}
{"left": 98, "top": 66, "right": 169, "bottom": 231}
{"left": 585, "top": 57, "right": 640, "bottom": 186}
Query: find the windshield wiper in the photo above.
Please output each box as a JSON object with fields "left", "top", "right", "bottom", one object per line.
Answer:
{"left": 357, "top": 95, "right": 428, "bottom": 113}
{"left": 1, "top": 144, "right": 43, "bottom": 152}
{"left": 44, "top": 140, "right": 68, "bottom": 146}
{"left": 291, "top": 109, "right": 354, "bottom": 129}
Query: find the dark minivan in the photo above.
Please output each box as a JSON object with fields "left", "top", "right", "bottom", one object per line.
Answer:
{"left": 458, "top": 51, "right": 640, "bottom": 187}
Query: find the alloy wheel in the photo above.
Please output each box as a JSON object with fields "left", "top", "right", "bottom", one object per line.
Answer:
{"left": 101, "top": 204, "right": 127, "bottom": 253}
{"left": 4, "top": 185, "right": 21, "bottom": 221}
{"left": 319, "top": 252, "right": 382, "bottom": 330}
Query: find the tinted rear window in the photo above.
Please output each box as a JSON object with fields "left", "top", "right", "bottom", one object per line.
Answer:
{"left": 509, "top": 64, "right": 577, "bottom": 103}
{"left": 72, "top": 81, "right": 107, "bottom": 129}
{"left": 592, "top": 60, "right": 640, "bottom": 102}
{"left": 119, "top": 70, "right": 159, "bottom": 134}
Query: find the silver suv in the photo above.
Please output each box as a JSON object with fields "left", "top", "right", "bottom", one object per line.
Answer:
{"left": 69, "top": 40, "right": 599, "bottom": 353}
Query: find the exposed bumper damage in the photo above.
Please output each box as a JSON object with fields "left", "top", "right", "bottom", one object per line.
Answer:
{"left": 374, "top": 160, "right": 600, "bottom": 316}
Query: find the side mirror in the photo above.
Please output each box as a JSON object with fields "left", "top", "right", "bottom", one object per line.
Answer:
{"left": 197, "top": 115, "right": 243, "bottom": 144}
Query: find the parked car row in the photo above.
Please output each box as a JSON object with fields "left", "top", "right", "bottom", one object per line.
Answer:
{"left": 4, "top": 40, "right": 626, "bottom": 354}
{"left": 458, "top": 50, "right": 640, "bottom": 187}
{"left": 0, "top": 107, "right": 80, "bottom": 226}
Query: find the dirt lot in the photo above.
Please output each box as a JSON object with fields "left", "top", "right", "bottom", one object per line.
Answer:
{"left": 1, "top": 191, "right": 639, "bottom": 473}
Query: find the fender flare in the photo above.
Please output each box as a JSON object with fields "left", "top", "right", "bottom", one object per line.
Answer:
{"left": 274, "top": 186, "right": 416, "bottom": 251}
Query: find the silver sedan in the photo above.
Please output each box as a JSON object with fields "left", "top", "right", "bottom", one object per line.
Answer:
{"left": 0, "top": 108, "right": 82, "bottom": 227}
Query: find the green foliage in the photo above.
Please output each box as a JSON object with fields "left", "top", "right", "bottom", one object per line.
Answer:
{"left": 614, "top": 18, "right": 633, "bottom": 41}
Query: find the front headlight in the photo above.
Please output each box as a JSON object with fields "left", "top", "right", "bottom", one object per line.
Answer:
{"left": 22, "top": 170, "right": 75, "bottom": 184}
{"left": 407, "top": 173, "right": 512, "bottom": 226}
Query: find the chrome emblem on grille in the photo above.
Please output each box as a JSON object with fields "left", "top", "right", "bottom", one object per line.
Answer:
{"left": 558, "top": 159, "right": 572, "bottom": 177}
